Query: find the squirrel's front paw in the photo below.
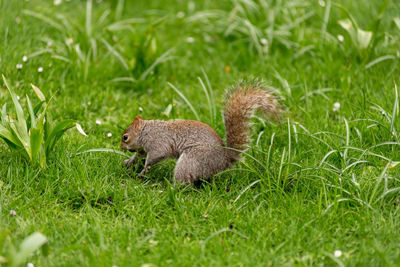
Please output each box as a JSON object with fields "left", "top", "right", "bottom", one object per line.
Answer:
{"left": 124, "top": 154, "right": 138, "bottom": 168}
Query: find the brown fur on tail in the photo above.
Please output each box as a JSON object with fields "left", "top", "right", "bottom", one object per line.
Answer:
{"left": 224, "top": 80, "right": 280, "bottom": 159}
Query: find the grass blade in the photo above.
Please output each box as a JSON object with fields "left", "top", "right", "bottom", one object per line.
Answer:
{"left": 139, "top": 49, "right": 174, "bottom": 80}
{"left": 101, "top": 38, "right": 129, "bottom": 70}
{"left": 76, "top": 148, "right": 130, "bottom": 158}
{"left": 390, "top": 82, "right": 398, "bottom": 135}
{"left": 168, "top": 82, "right": 200, "bottom": 121}
{"left": 86, "top": 0, "right": 92, "bottom": 36}
{"left": 22, "top": 10, "right": 63, "bottom": 31}
{"left": 198, "top": 77, "right": 213, "bottom": 123}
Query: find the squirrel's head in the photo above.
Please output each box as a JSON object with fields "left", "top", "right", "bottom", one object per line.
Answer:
{"left": 121, "top": 115, "right": 144, "bottom": 152}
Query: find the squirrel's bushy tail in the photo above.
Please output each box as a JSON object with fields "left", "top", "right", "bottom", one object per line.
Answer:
{"left": 224, "top": 80, "right": 280, "bottom": 161}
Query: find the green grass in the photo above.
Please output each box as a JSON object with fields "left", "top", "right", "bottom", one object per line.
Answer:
{"left": 1, "top": 0, "right": 400, "bottom": 266}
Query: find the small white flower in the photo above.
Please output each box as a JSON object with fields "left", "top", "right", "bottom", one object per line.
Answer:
{"left": 47, "top": 41, "right": 53, "bottom": 47}
{"left": 139, "top": 107, "right": 143, "bottom": 112}
{"left": 333, "top": 102, "right": 340, "bottom": 112}
{"left": 95, "top": 119, "right": 102, "bottom": 125}
{"left": 260, "top": 38, "right": 268, "bottom": 46}
{"left": 16, "top": 63, "right": 23, "bottom": 69}
{"left": 38, "top": 67, "right": 43, "bottom": 73}
{"left": 10, "top": 210, "right": 16, "bottom": 216}
{"left": 186, "top": 37, "right": 195, "bottom": 43}
{"left": 87, "top": 101, "right": 91, "bottom": 106}
{"left": 158, "top": 190, "right": 163, "bottom": 193}
{"left": 66, "top": 38, "right": 74, "bottom": 45}
{"left": 54, "top": 0, "right": 62, "bottom": 5}
{"left": 17, "top": 95, "right": 20, "bottom": 100}
{"left": 27, "top": 263, "right": 35, "bottom": 267}
{"left": 318, "top": 0, "right": 325, "bottom": 7}
{"left": 22, "top": 56, "right": 28, "bottom": 62}
{"left": 177, "top": 11, "right": 185, "bottom": 18}
{"left": 334, "top": 250, "right": 342, "bottom": 257}
{"left": 337, "top": 35, "right": 344, "bottom": 42}
{"left": 107, "top": 132, "right": 112, "bottom": 138}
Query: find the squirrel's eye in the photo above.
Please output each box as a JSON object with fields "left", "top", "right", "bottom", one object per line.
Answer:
{"left": 123, "top": 134, "right": 129, "bottom": 141}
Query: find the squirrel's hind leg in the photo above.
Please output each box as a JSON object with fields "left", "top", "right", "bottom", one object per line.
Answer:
{"left": 174, "top": 146, "right": 231, "bottom": 184}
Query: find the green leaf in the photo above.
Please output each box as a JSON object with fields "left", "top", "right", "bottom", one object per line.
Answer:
{"left": 45, "top": 119, "right": 75, "bottom": 154}
{"left": 356, "top": 28, "right": 372, "bottom": 50}
{"left": 394, "top": 17, "right": 400, "bottom": 30}
{"left": 1, "top": 104, "right": 8, "bottom": 126}
{"left": 0, "top": 229, "right": 10, "bottom": 252}
{"left": 338, "top": 19, "right": 356, "bottom": 42}
{"left": 338, "top": 18, "right": 372, "bottom": 50}
{"left": 31, "top": 84, "right": 46, "bottom": 102}
{"left": 30, "top": 127, "right": 44, "bottom": 165}
{"left": 33, "top": 101, "right": 44, "bottom": 115}
{"left": 14, "top": 232, "right": 48, "bottom": 266}
{"left": 2, "top": 76, "right": 26, "bottom": 127}
{"left": 26, "top": 95, "right": 36, "bottom": 128}
{"left": 162, "top": 104, "right": 172, "bottom": 117}
{"left": 0, "top": 124, "right": 22, "bottom": 148}
{"left": 2, "top": 75, "right": 29, "bottom": 146}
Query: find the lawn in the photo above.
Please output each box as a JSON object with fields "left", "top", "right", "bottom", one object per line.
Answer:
{"left": 1, "top": 0, "right": 400, "bottom": 266}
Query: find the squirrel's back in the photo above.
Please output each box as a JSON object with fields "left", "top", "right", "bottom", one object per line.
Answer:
{"left": 166, "top": 120, "right": 224, "bottom": 146}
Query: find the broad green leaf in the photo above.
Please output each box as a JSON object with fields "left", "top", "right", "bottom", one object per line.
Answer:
{"left": 31, "top": 84, "right": 46, "bottom": 101}
{"left": 393, "top": 17, "right": 400, "bottom": 30}
{"left": 8, "top": 122, "right": 30, "bottom": 158}
{"left": 356, "top": 28, "right": 372, "bottom": 49}
{"left": 2, "top": 76, "right": 26, "bottom": 128}
{"left": 30, "top": 127, "right": 43, "bottom": 165}
{"left": 34, "top": 101, "right": 45, "bottom": 115}
{"left": 45, "top": 119, "right": 75, "bottom": 154}
{"left": 0, "top": 124, "right": 22, "bottom": 147}
{"left": 2, "top": 76, "right": 29, "bottom": 145}
{"left": 14, "top": 232, "right": 47, "bottom": 266}
{"left": 338, "top": 18, "right": 372, "bottom": 50}
{"left": 1, "top": 104, "right": 8, "bottom": 126}
{"left": 338, "top": 19, "right": 356, "bottom": 43}
{"left": 26, "top": 95, "right": 36, "bottom": 128}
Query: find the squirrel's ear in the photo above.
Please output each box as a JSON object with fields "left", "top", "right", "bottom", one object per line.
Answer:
{"left": 133, "top": 115, "right": 143, "bottom": 125}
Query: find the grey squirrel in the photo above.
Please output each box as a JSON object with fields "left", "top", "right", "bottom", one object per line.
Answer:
{"left": 120, "top": 81, "right": 281, "bottom": 184}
